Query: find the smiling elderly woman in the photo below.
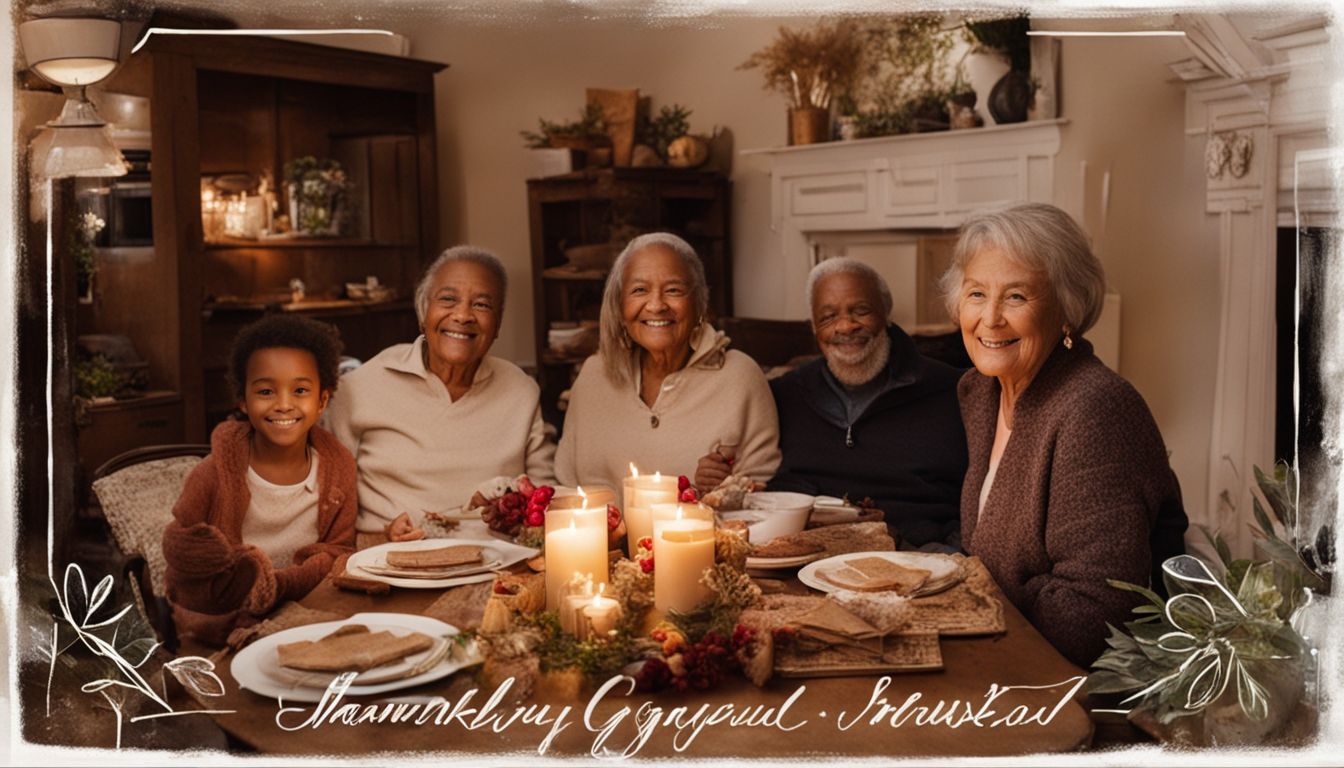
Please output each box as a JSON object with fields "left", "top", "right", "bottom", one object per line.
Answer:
{"left": 325, "top": 246, "right": 555, "bottom": 544}
{"left": 556, "top": 233, "right": 780, "bottom": 504}
{"left": 943, "top": 203, "right": 1187, "bottom": 667}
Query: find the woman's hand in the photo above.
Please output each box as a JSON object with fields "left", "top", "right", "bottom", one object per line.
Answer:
{"left": 385, "top": 512, "right": 426, "bottom": 542}
{"left": 694, "top": 450, "right": 734, "bottom": 493}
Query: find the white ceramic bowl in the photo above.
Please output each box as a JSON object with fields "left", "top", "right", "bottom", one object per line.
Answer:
{"left": 721, "top": 491, "right": 815, "bottom": 544}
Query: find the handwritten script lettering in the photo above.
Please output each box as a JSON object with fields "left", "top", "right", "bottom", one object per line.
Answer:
{"left": 271, "top": 673, "right": 1086, "bottom": 755}
{"left": 836, "top": 675, "right": 1088, "bottom": 731}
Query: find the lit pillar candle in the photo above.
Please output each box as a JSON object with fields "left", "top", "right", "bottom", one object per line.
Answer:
{"left": 583, "top": 585, "right": 622, "bottom": 638}
{"left": 559, "top": 576, "right": 593, "bottom": 635}
{"left": 545, "top": 502, "right": 609, "bottom": 611}
{"left": 550, "top": 485, "right": 617, "bottom": 511}
{"left": 653, "top": 510, "right": 715, "bottom": 615}
{"left": 623, "top": 464, "right": 680, "bottom": 558}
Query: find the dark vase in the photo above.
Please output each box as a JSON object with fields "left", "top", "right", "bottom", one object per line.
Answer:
{"left": 988, "top": 70, "right": 1033, "bottom": 124}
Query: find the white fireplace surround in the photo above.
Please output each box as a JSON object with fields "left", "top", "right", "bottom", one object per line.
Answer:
{"left": 743, "top": 14, "right": 1336, "bottom": 557}
{"left": 743, "top": 119, "right": 1065, "bottom": 318}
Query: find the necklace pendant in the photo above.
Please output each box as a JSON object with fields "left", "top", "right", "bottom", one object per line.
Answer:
{"left": 650, "top": 414, "right": 660, "bottom": 428}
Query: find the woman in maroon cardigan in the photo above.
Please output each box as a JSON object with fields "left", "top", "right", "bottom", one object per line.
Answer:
{"left": 941, "top": 203, "right": 1187, "bottom": 668}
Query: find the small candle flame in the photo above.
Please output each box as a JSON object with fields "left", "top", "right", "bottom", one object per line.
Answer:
{"left": 577, "top": 485, "right": 586, "bottom": 499}
{"left": 591, "top": 584, "right": 606, "bottom": 608}
{"left": 629, "top": 463, "right": 640, "bottom": 478}
{"left": 675, "top": 505, "right": 684, "bottom": 521}
{"left": 653, "top": 471, "right": 662, "bottom": 482}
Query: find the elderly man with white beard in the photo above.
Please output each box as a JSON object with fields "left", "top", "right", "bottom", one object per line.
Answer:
{"left": 767, "top": 258, "right": 967, "bottom": 550}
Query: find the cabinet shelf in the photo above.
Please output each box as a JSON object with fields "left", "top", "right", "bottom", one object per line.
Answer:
{"left": 204, "top": 236, "right": 411, "bottom": 250}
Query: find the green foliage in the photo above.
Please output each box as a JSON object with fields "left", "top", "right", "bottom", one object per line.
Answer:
{"left": 964, "top": 14, "right": 1032, "bottom": 72}
{"left": 516, "top": 611, "right": 652, "bottom": 678}
{"left": 74, "top": 353, "right": 125, "bottom": 399}
{"left": 1089, "top": 555, "right": 1308, "bottom": 725}
{"left": 520, "top": 103, "right": 608, "bottom": 148}
{"left": 859, "top": 14, "right": 956, "bottom": 109}
{"left": 636, "top": 104, "right": 693, "bottom": 161}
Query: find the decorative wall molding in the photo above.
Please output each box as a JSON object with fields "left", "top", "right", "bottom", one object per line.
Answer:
{"left": 1176, "top": 14, "right": 1336, "bottom": 555}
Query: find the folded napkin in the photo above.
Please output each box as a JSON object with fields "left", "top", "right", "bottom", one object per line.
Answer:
{"left": 741, "top": 593, "right": 941, "bottom": 677}
{"left": 763, "top": 521, "right": 896, "bottom": 559}
{"left": 211, "top": 601, "right": 345, "bottom": 664}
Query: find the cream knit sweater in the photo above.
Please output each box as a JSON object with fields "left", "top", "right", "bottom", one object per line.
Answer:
{"left": 325, "top": 337, "right": 556, "bottom": 532}
{"left": 556, "top": 323, "right": 781, "bottom": 507}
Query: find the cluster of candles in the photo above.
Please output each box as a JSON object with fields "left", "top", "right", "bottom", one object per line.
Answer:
{"left": 542, "top": 468, "right": 718, "bottom": 637}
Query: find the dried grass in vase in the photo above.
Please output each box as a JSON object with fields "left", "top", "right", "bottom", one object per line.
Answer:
{"left": 739, "top": 18, "right": 867, "bottom": 110}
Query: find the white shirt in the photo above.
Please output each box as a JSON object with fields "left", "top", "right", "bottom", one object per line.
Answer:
{"left": 243, "top": 451, "right": 320, "bottom": 567}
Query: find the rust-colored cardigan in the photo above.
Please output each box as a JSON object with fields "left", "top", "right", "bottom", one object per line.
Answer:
{"left": 960, "top": 339, "right": 1187, "bottom": 668}
{"left": 161, "top": 419, "right": 357, "bottom": 644}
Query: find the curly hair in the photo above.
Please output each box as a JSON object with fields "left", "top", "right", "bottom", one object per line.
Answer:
{"left": 227, "top": 314, "right": 344, "bottom": 402}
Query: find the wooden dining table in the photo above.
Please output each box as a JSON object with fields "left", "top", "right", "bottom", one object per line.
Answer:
{"left": 176, "top": 571, "right": 1096, "bottom": 759}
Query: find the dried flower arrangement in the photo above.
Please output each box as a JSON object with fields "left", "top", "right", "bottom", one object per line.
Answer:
{"left": 738, "top": 18, "right": 868, "bottom": 111}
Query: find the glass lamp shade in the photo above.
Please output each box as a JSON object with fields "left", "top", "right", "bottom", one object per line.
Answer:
{"left": 19, "top": 18, "right": 122, "bottom": 87}
{"left": 30, "top": 124, "right": 128, "bottom": 178}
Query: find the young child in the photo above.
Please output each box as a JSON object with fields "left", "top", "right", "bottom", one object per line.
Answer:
{"left": 162, "top": 314, "right": 357, "bottom": 644}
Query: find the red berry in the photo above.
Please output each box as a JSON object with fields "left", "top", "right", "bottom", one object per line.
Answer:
{"left": 538, "top": 485, "right": 555, "bottom": 501}
{"left": 638, "top": 536, "right": 653, "bottom": 551}
{"left": 525, "top": 511, "right": 544, "bottom": 527}
{"left": 518, "top": 476, "right": 536, "bottom": 496}
{"left": 640, "top": 556, "right": 655, "bottom": 573}
{"left": 677, "top": 475, "right": 691, "bottom": 492}
{"left": 680, "top": 489, "right": 698, "bottom": 503}
{"left": 492, "top": 580, "right": 512, "bottom": 595}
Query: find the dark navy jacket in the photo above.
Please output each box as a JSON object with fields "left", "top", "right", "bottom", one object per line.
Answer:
{"left": 768, "top": 324, "right": 968, "bottom": 547}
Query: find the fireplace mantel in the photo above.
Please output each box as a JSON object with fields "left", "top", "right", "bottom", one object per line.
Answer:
{"left": 742, "top": 119, "right": 1066, "bottom": 316}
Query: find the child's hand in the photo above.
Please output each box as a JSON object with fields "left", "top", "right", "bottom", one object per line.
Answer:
{"left": 386, "top": 512, "right": 426, "bottom": 542}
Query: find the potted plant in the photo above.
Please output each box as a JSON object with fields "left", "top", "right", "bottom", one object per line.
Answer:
{"left": 69, "top": 210, "right": 104, "bottom": 303}
{"left": 635, "top": 103, "right": 692, "bottom": 163}
{"left": 1088, "top": 463, "right": 1328, "bottom": 747}
{"left": 283, "top": 157, "right": 350, "bottom": 236}
{"left": 964, "top": 14, "right": 1033, "bottom": 124}
{"left": 520, "top": 103, "right": 612, "bottom": 160}
{"left": 739, "top": 18, "right": 867, "bottom": 145}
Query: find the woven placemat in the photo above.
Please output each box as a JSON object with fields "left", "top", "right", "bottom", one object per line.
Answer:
{"left": 423, "top": 580, "right": 494, "bottom": 631}
{"left": 908, "top": 556, "right": 1006, "bottom": 637}
{"left": 774, "top": 631, "right": 943, "bottom": 676}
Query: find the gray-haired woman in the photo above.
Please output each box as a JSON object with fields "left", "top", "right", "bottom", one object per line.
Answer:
{"left": 556, "top": 232, "right": 780, "bottom": 505}
{"left": 943, "top": 203, "right": 1187, "bottom": 667}
{"left": 325, "top": 245, "right": 555, "bottom": 547}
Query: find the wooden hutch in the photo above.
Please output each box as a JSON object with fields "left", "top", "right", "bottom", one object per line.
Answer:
{"left": 76, "top": 34, "right": 444, "bottom": 465}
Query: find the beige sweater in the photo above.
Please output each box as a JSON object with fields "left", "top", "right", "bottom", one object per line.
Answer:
{"left": 324, "top": 337, "right": 556, "bottom": 532}
{"left": 556, "top": 323, "right": 781, "bottom": 507}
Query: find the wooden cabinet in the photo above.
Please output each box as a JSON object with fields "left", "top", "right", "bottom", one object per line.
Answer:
{"left": 526, "top": 168, "right": 731, "bottom": 427}
{"left": 92, "top": 35, "right": 444, "bottom": 440}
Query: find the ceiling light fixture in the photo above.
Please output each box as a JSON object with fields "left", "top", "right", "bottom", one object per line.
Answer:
{"left": 19, "top": 17, "right": 128, "bottom": 178}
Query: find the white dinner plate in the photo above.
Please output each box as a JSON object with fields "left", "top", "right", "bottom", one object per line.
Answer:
{"left": 231, "top": 612, "right": 481, "bottom": 702}
{"left": 798, "top": 551, "right": 963, "bottom": 596}
{"left": 745, "top": 552, "right": 826, "bottom": 570}
{"left": 347, "top": 538, "right": 537, "bottom": 589}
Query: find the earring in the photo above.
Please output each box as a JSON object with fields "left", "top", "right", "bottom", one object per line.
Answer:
{"left": 1062, "top": 327, "right": 1074, "bottom": 350}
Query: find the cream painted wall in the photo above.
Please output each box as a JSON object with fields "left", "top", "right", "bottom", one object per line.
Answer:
{"left": 1051, "top": 36, "right": 1221, "bottom": 521}
{"left": 406, "top": 16, "right": 794, "bottom": 364}
{"left": 408, "top": 20, "right": 1221, "bottom": 519}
